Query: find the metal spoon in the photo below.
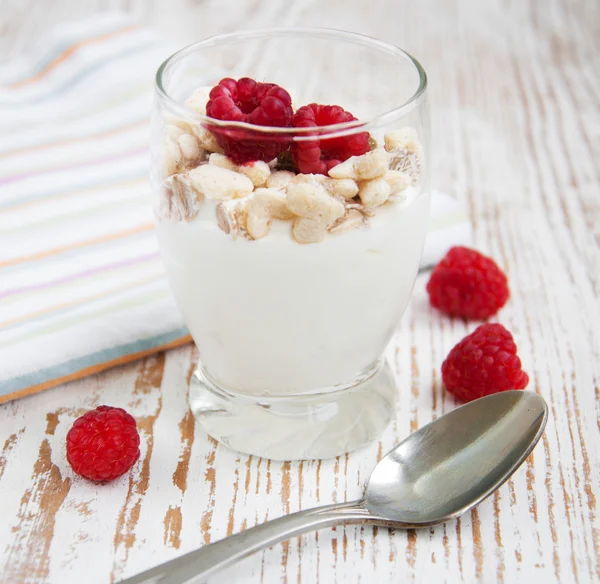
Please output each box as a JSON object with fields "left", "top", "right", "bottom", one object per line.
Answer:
{"left": 121, "top": 390, "right": 547, "bottom": 584}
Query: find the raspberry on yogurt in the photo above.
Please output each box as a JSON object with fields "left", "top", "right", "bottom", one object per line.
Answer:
{"left": 291, "top": 104, "right": 371, "bottom": 174}
{"left": 205, "top": 77, "right": 293, "bottom": 163}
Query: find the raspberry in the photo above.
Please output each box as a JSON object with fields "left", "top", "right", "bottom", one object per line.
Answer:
{"left": 205, "top": 77, "right": 293, "bottom": 163}
{"left": 442, "top": 323, "right": 529, "bottom": 402}
{"left": 66, "top": 405, "right": 140, "bottom": 482}
{"left": 291, "top": 104, "right": 370, "bottom": 174}
{"left": 426, "top": 246, "right": 509, "bottom": 320}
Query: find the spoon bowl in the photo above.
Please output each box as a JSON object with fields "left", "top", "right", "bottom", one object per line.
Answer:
{"left": 364, "top": 390, "right": 548, "bottom": 525}
{"left": 121, "top": 390, "right": 548, "bottom": 584}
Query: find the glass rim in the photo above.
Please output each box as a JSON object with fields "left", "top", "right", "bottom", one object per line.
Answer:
{"left": 155, "top": 27, "right": 428, "bottom": 138}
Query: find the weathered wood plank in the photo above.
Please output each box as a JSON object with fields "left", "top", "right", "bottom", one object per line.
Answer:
{"left": 0, "top": 0, "right": 599, "bottom": 582}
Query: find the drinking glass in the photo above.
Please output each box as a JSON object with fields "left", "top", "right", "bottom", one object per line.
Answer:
{"left": 152, "top": 28, "right": 430, "bottom": 460}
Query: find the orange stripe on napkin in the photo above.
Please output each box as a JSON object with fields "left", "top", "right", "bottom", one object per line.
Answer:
{"left": 0, "top": 334, "right": 192, "bottom": 405}
{"left": 7, "top": 177, "right": 147, "bottom": 213}
{"left": 0, "top": 273, "right": 162, "bottom": 329}
{"left": 8, "top": 25, "right": 139, "bottom": 89}
{"left": 0, "top": 119, "right": 147, "bottom": 161}
{"left": 0, "top": 223, "right": 153, "bottom": 268}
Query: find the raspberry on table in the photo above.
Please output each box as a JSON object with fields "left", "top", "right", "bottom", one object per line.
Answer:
{"left": 205, "top": 77, "right": 293, "bottom": 163}
{"left": 442, "top": 323, "right": 529, "bottom": 402}
{"left": 426, "top": 246, "right": 509, "bottom": 320}
{"left": 66, "top": 405, "right": 140, "bottom": 482}
{"left": 291, "top": 104, "right": 371, "bottom": 174}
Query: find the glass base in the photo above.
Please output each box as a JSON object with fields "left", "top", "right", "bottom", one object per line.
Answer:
{"left": 188, "top": 360, "right": 397, "bottom": 460}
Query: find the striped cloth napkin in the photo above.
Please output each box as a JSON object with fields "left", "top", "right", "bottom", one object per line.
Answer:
{"left": 0, "top": 14, "right": 471, "bottom": 404}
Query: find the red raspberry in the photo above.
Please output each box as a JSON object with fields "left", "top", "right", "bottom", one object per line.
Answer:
{"left": 205, "top": 77, "right": 293, "bottom": 163}
{"left": 426, "top": 246, "right": 509, "bottom": 320}
{"left": 442, "top": 323, "right": 529, "bottom": 402}
{"left": 291, "top": 104, "right": 370, "bottom": 174}
{"left": 66, "top": 405, "right": 140, "bottom": 482}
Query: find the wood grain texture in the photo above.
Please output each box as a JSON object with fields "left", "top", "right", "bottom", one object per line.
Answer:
{"left": 1, "top": 0, "right": 599, "bottom": 582}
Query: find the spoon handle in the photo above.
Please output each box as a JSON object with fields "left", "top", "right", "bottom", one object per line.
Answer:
{"left": 119, "top": 500, "right": 370, "bottom": 583}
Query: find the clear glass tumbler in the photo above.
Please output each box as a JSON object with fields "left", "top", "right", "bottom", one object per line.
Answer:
{"left": 152, "top": 28, "right": 430, "bottom": 460}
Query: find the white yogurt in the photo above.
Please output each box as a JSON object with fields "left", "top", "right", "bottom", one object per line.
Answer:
{"left": 156, "top": 189, "right": 429, "bottom": 396}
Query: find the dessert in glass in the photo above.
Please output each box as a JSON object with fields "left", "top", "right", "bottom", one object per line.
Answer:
{"left": 152, "top": 29, "right": 430, "bottom": 460}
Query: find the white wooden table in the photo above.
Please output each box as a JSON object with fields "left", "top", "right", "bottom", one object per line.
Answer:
{"left": 1, "top": 0, "right": 599, "bottom": 582}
